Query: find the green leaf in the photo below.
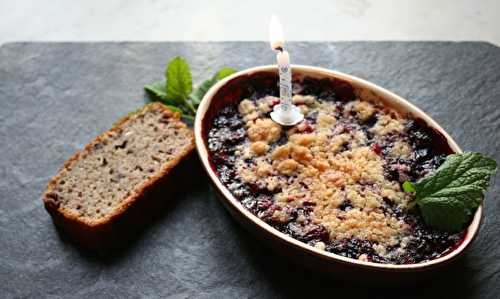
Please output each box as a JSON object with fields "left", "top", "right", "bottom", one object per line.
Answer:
{"left": 190, "top": 67, "right": 237, "bottom": 106}
{"left": 413, "top": 152, "right": 497, "bottom": 232}
{"left": 166, "top": 57, "right": 193, "bottom": 105}
{"left": 190, "top": 78, "right": 216, "bottom": 106}
{"left": 402, "top": 181, "right": 415, "bottom": 193}
{"left": 214, "top": 67, "right": 236, "bottom": 81}
{"left": 418, "top": 197, "right": 471, "bottom": 232}
{"left": 144, "top": 81, "right": 168, "bottom": 101}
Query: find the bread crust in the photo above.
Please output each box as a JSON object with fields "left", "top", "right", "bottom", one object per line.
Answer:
{"left": 42, "top": 102, "right": 195, "bottom": 250}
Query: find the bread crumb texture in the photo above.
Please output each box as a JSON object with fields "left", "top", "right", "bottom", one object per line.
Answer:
{"left": 235, "top": 94, "right": 416, "bottom": 257}
{"left": 44, "top": 103, "right": 194, "bottom": 223}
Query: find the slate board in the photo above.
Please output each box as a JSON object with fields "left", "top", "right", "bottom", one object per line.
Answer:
{"left": 1, "top": 42, "right": 499, "bottom": 299}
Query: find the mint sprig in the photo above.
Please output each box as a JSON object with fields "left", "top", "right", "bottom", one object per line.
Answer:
{"left": 404, "top": 152, "right": 497, "bottom": 232}
{"left": 144, "top": 56, "right": 236, "bottom": 121}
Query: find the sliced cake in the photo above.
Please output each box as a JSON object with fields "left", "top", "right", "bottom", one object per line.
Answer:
{"left": 43, "top": 102, "right": 195, "bottom": 249}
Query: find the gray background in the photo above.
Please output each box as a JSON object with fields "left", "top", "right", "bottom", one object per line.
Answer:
{"left": 0, "top": 42, "right": 499, "bottom": 298}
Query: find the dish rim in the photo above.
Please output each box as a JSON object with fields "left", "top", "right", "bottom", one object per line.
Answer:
{"left": 194, "top": 64, "right": 482, "bottom": 271}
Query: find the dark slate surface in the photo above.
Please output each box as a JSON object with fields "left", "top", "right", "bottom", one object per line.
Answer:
{"left": 0, "top": 42, "right": 499, "bottom": 298}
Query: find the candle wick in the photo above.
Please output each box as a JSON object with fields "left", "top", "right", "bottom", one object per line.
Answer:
{"left": 275, "top": 46, "right": 284, "bottom": 52}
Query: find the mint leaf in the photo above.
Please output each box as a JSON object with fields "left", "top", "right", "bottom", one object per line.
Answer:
{"left": 144, "top": 81, "right": 168, "bottom": 101}
{"left": 166, "top": 57, "right": 193, "bottom": 105}
{"left": 190, "top": 78, "right": 216, "bottom": 106}
{"left": 190, "top": 67, "right": 236, "bottom": 106}
{"left": 418, "top": 197, "right": 471, "bottom": 233}
{"left": 215, "top": 67, "right": 236, "bottom": 81}
{"left": 413, "top": 152, "right": 497, "bottom": 232}
{"left": 402, "top": 181, "right": 415, "bottom": 193}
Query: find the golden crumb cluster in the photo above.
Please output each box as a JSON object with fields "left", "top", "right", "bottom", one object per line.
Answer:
{"left": 234, "top": 94, "right": 416, "bottom": 258}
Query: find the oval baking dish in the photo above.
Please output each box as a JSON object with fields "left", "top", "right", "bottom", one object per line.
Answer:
{"left": 194, "top": 65, "right": 482, "bottom": 282}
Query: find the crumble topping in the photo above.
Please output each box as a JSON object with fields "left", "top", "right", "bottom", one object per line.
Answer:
{"left": 236, "top": 97, "right": 412, "bottom": 247}
{"left": 207, "top": 77, "right": 463, "bottom": 264}
{"left": 247, "top": 118, "right": 282, "bottom": 143}
{"left": 370, "top": 114, "right": 405, "bottom": 136}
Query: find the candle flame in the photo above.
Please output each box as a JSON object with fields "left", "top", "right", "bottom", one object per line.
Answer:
{"left": 269, "top": 14, "right": 285, "bottom": 51}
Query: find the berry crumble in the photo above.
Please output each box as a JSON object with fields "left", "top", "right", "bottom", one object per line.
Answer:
{"left": 205, "top": 75, "right": 465, "bottom": 264}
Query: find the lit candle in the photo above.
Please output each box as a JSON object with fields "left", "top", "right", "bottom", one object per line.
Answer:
{"left": 269, "top": 14, "right": 303, "bottom": 126}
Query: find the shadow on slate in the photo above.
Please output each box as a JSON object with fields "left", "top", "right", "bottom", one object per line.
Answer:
{"left": 0, "top": 42, "right": 499, "bottom": 299}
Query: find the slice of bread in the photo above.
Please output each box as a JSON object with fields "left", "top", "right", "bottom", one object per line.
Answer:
{"left": 43, "top": 102, "right": 195, "bottom": 250}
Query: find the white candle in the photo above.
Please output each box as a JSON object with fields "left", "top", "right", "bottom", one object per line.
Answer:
{"left": 277, "top": 50, "right": 292, "bottom": 112}
{"left": 269, "top": 14, "right": 303, "bottom": 126}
